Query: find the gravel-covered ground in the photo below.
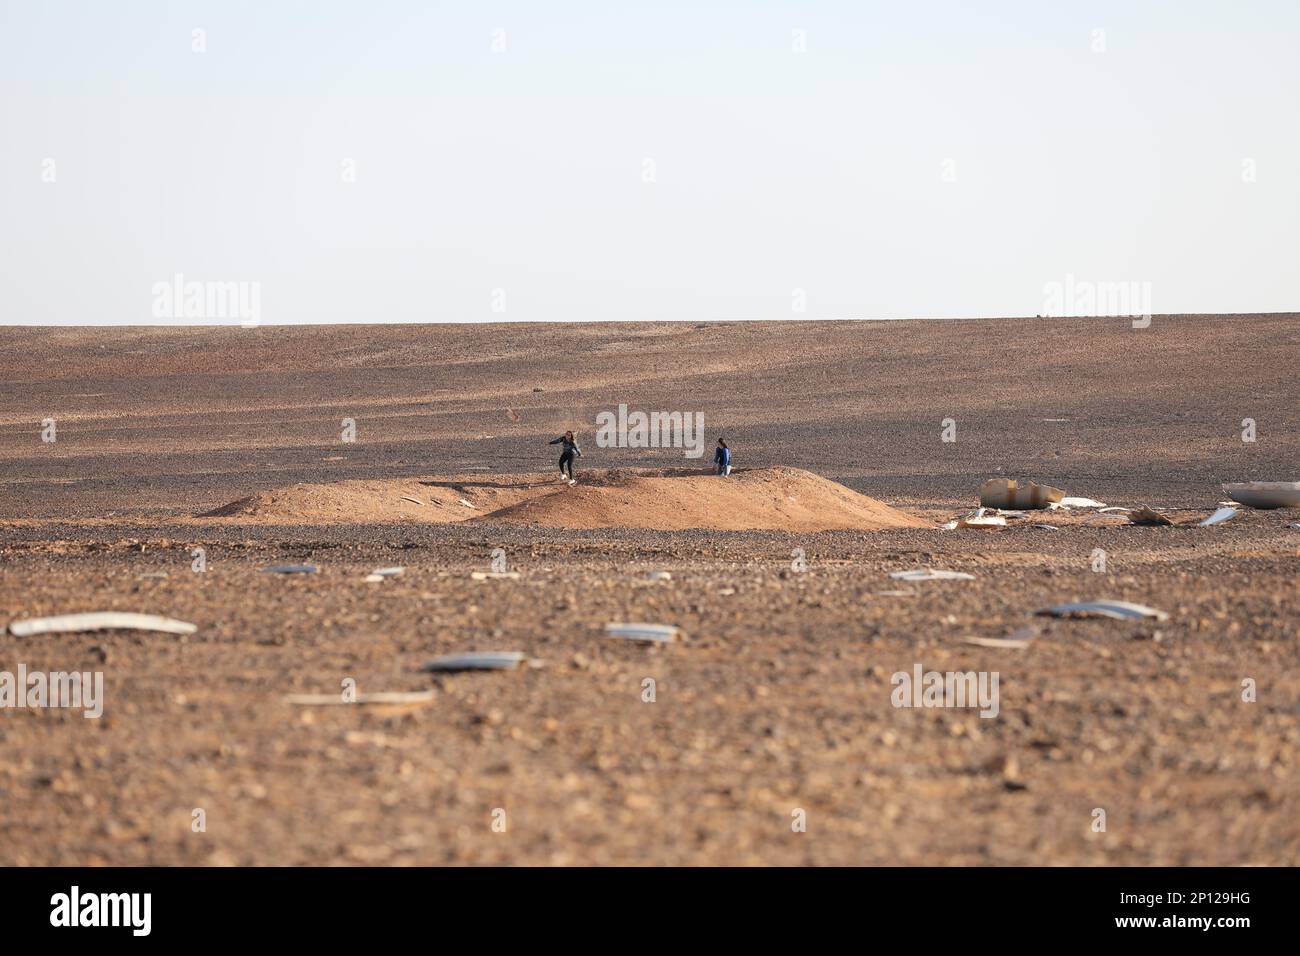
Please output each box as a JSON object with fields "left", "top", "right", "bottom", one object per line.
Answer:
{"left": 1, "top": 316, "right": 1298, "bottom": 865}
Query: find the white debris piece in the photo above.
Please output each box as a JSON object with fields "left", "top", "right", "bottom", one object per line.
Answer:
{"left": 605, "top": 623, "right": 680, "bottom": 644}
{"left": 9, "top": 612, "right": 197, "bottom": 637}
{"left": 889, "top": 569, "right": 976, "bottom": 582}
{"left": 1059, "top": 496, "right": 1108, "bottom": 508}
{"left": 1199, "top": 507, "right": 1237, "bottom": 526}
{"left": 458, "top": 499, "right": 476, "bottom": 508}
{"left": 1035, "top": 600, "right": 1168, "bottom": 622}
{"left": 399, "top": 496, "right": 424, "bottom": 506}
{"left": 958, "top": 512, "right": 1007, "bottom": 529}
{"left": 1222, "top": 481, "right": 1300, "bottom": 509}
{"left": 285, "top": 690, "right": 435, "bottom": 706}
{"left": 470, "top": 571, "right": 521, "bottom": 581}
{"left": 963, "top": 627, "right": 1036, "bottom": 649}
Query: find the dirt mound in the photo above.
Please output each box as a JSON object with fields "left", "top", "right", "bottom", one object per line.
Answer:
{"left": 196, "top": 468, "right": 926, "bottom": 531}
{"left": 195, "top": 477, "right": 540, "bottom": 522}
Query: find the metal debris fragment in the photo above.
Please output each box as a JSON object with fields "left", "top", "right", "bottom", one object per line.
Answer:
{"left": 1128, "top": 506, "right": 1172, "bottom": 526}
{"left": 605, "top": 623, "right": 680, "bottom": 644}
{"left": 958, "top": 515, "right": 1005, "bottom": 528}
{"left": 889, "top": 569, "right": 976, "bottom": 581}
{"left": 963, "top": 627, "right": 1037, "bottom": 649}
{"left": 399, "top": 496, "right": 424, "bottom": 506}
{"left": 422, "top": 651, "right": 530, "bottom": 672}
{"left": 1222, "top": 481, "right": 1300, "bottom": 509}
{"left": 1199, "top": 507, "right": 1237, "bottom": 526}
{"left": 1058, "top": 496, "right": 1108, "bottom": 508}
{"left": 980, "top": 478, "right": 1066, "bottom": 509}
{"left": 470, "top": 571, "right": 521, "bottom": 580}
{"left": 264, "top": 564, "right": 319, "bottom": 574}
{"left": 9, "top": 612, "right": 197, "bottom": 637}
{"left": 1035, "top": 600, "right": 1169, "bottom": 622}
{"left": 285, "top": 690, "right": 435, "bottom": 706}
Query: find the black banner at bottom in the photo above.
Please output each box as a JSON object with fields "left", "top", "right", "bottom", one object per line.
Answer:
{"left": 0, "top": 866, "right": 1280, "bottom": 942}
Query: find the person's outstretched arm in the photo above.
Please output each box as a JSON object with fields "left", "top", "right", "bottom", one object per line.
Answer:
{"left": 548, "top": 437, "right": 562, "bottom": 445}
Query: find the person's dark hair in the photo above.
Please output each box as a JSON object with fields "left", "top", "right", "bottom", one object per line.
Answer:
{"left": 717, "top": 437, "right": 728, "bottom": 448}
{"left": 565, "top": 430, "right": 574, "bottom": 439}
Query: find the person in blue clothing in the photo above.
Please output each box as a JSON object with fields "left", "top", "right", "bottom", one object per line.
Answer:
{"left": 713, "top": 437, "right": 731, "bottom": 476}
{"left": 549, "top": 431, "right": 582, "bottom": 485}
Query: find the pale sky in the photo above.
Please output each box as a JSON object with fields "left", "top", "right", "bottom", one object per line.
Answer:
{"left": 2, "top": 0, "right": 1297, "bottom": 324}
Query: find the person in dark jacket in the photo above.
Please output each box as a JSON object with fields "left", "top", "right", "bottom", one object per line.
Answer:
{"left": 714, "top": 438, "right": 731, "bottom": 476}
{"left": 549, "top": 431, "right": 581, "bottom": 484}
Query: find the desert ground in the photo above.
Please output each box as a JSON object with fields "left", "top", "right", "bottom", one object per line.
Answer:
{"left": 1, "top": 315, "right": 1298, "bottom": 865}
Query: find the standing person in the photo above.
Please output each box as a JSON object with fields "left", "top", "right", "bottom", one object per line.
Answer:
{"left": 714, "top": 437, "right": 731, "bottom": 476}
{"left": 549, "top": 431, "right": 581, "bottom": 485}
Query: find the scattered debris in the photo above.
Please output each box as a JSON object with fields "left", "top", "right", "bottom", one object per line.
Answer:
{"left": 889, "top": 569, "right": 976, "bottom": 582}
{"left": 458, "top": 499, "right": 475, "bottom": 509}
{"left": 264, "top": 564, "right": 318, "bottom": 574}
{"left": 422, "top": 651, "right": 530, "bottom": 672}
{"left": 1035, "top": 600, "right": 1169, "bottom": 622}
{"left": 645, "top": 571, "right": 673, "bottom": 581}
{"left": 1222, "top": 481, "right": 1300, "bottom": 509}
{"left": 285, "top": 690, "right": 435, "bottom": 706}
{"left": 877, "top": 589, "right": 917, "bottom": 597}
{"left": 957, "top": 509, "right": 1007, "bottom": 529}
{"left": 1031, "top": 523, "right": 1060, "bottom": 531}
{"left": 9, "top": 612, "right": 197, "bottom": 637}
{"left": 605, "top": 623, "right": 680, "bottom": 644}
{"left": 470, "top": 571, "right": 521, "bottom": 581}
{"left": 505, "top": 408, "right": 521, "bottom": 422}
{"left": 1097, "top": 506, "right": 1132, "bottom": 514}
{"left": 963, "top": 626, "right": 1037, "bottom": 649}
{"left": 1199, "top": 506, "right": 1237, "bottom": 526}
{"left": 137, "top": 572, "right": 169, "bottom": 580}
{"left": 399, "top": 496, "right": 424, "bottom": 506}
{"left": 717, "top": 588, "right": 736, "bottom": 596}
{"left": 1058, "top": 496, "right": 1107, "bottom": 508}
{"left": 1128, "top": 506, "right": 1172, "bottom": 526}
{"left": 980, "top": 478, "right": 1066, "bottom": 510}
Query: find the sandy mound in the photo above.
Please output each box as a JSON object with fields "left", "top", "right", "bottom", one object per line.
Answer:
{"left": 197, "top": 467, "right": 927, "bottom": 532}
{"left": 196, "top": 476, "right": 540, "bottom": 522}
